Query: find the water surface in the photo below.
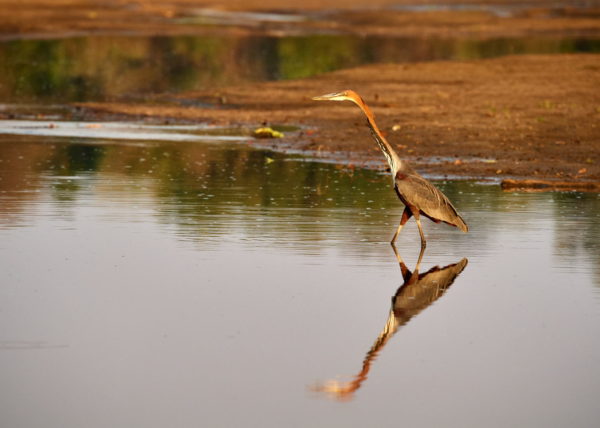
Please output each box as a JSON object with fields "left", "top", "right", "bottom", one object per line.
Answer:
{"left": 1, "top": 133, "right": 599, "bottom": 427}
{"left": 1, "top": 34, "right": 598, "bottom": 103}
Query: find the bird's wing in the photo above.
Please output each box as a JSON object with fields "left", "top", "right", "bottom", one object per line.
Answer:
{"left": 395, "top": 173, "right": 468, "bottom": 231}
{"left": 393, "top": 258, "right": 468, "bottom": 323}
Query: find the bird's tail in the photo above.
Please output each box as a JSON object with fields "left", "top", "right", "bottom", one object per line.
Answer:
{"left": 456, "top": 215, "right": 468, "bottom": 233}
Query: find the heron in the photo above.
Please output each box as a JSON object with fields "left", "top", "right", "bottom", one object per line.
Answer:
{"left": 313, "top": 247, "right": 468, "bottom": 401}
{"left": 313, "top": 90, "right": 468, "bottom": 248}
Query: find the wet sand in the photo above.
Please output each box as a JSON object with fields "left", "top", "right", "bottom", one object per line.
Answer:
{"left": 1, "top": 0, "right": 599, "bottom": 183}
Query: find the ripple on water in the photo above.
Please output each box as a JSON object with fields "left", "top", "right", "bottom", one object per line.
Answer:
{"left": 0, "top": 135, "right": 599, "bottom": 428}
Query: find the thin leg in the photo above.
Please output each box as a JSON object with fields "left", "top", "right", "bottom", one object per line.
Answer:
{"left": 415, "top": 244, "right": 425, "bottom": 272}
{"left": 415, "top": 216, "right": 427, "bottom": 250}
{"left": 390, "top": 242, "right": 411, "bottom": 281}
{"left": 391, "top": 206, "right": 412, "bottom": 244}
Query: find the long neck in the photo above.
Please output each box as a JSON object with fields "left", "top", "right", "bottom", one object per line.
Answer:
{"left": 315, "top": 309, "right": 399, "bottom": 401}
{"left": 355, "top": 100, "right": 403, "bottom": 175}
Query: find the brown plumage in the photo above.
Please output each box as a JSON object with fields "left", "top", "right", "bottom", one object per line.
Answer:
{"left": 313, "top": 250, "right": 468, "bottom": 401}
{"left": 313, "top": 89, "right": 468, "bottom": 247}
{"left": 394, "top": 164, "right": 468, "bottom": 232}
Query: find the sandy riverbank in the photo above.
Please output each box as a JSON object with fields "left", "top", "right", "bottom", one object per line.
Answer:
{"left": 78, "top": 53, "right": 600, "bottom": 182}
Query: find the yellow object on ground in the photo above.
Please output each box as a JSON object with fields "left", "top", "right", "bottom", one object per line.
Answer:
{"left": 253, "top": 127, "right": 284, "bottom": 139}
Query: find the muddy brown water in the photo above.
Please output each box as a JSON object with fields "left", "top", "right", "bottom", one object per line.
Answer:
{"left": 0, "top": 129, "right": 599, "bottom": 427}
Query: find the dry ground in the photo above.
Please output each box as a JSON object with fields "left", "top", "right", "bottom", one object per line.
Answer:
{"left": 1, "top": 0, "right": 599, "bottom": 39}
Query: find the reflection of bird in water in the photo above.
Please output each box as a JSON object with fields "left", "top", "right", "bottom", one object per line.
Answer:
{"left": 313, "top": 90, "right": 468, "bottom": 249}
{"left": 313, "top": 246, "right": 468, "bottom": 401}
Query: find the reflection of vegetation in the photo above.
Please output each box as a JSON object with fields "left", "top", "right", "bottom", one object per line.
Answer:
{"left": 551, "top": 192, "right": 600, "bottom": 288}
{"left": 0, "top": 39, "right": 102, "bottom": 100}
{"left": 0, "top": 35, "right": 598, "bottom": 102}
{"left": 1, "top": 136, "right": 599, "bottom": 286}
{"left": 44, "top": 144, "right": 106, "bottom": 201}
{"left": 63, "top": 145, "right": 106, "bottom": 173}
{"left": 160, "top": 36, "right": 232, "bottom": 91}
{"left": 451, "top": 37, "right": 600, "bottom": 60}
{"left": 0, "top": 36, "right": 240, "bottom": 102}
{"left": 277, "top": 36, "right": 360, "bottom": 79}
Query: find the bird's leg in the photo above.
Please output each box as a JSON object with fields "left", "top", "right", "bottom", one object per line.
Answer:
{"left": 414, "top": 215, "right": 427, "bottom": 250}
{"left": 390, "top": 206, "right": 412, "bottom": 244}
{"left": 391, "top": 242, "right": 411, "bottom": 281}
{"left": 415, "top": 243, "right": 426, "bottom": 271}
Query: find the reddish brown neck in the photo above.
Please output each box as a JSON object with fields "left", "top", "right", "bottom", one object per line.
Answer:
{"left": 350, "top": 94, "right": 403, "bottom": 175}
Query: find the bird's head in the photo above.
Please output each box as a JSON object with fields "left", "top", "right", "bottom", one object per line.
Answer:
{"left": 312, "top": 90, "right": 363, "bottom": 105}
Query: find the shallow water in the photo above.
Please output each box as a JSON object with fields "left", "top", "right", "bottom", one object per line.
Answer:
{"left": 0, "top": 33, "right": 598, "bottom": 103}
{"left": 0, "top": 119, "right": 251, "bottom": 142}
{"left": 0, "top": 133, "right": 599, "bottom": 428}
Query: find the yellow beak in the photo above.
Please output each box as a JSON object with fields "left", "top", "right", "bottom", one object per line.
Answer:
{"left": 312, "top": 92, "right": 346, "bottom": 101}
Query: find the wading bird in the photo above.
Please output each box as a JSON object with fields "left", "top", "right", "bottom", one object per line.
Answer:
{"left": 313, "top": 90, "right": 468, "bottom": 248}
{"left": 313, "top": 247, "right": 468, "bottom": 401}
